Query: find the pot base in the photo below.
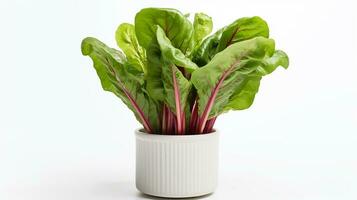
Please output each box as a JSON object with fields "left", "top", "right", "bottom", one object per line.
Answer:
{"left": 138, "top": 189, "right": 214, "bottom": 199}
{"left": 135, "top": 129, "right": 219, "bottom": 198}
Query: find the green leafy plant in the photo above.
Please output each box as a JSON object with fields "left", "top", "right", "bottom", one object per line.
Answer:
{"left": 81, "top": 8, "right": 289, "bottom": 135}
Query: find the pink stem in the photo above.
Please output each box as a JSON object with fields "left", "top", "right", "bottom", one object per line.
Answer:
{"left": 172, "top": 66, "right": 183, "bottom": 134}
{"left": 203, "top": 117, "right": 217, "bottom": 133}
{"left": 166, "top": 107, "right": 176, "bottom": 134}
{"left": 181, "top": 111, "right": 186, "bottom": 135}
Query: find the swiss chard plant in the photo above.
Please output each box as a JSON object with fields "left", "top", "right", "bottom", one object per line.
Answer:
{"left": 81, "top": 8, "right": 289, "bottom": 135}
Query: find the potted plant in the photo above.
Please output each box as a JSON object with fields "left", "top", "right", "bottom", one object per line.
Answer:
{"left": 81, "top": 7, "right": 289, "bottom": 198}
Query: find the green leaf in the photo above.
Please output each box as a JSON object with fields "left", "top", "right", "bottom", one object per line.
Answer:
{"left": 224, "top": 77, "right": 261, "bottom": 111}
{"left": 161, "top": 65, "right": 192, "bottom": 110}
{"left": 191, "top": 37, "right": 276, "bottom": 131}
{"left": 135, "top": 8, "right": 194, "bottom": 54}
{"left": 144, "top": 24, "right": 198, "bottom": 103}
{"left": 115, "top": 23, "right": 147, "bottom": 74}
{"left": 81, "top": 37, "right": 127, "bottom": 94}
{"left": 256, "top": 50, "right": 289, "bottom": 75}
{"left": 156, "top": 26, "right": 198, "bottom": 72}
{"left": 216, "top": 16, "right": 269, "bottom": 51}
{"left": 191, "top": 28, "right": 224, "bottom": 66}
{"left": 81, "top": 37, "right": 160, "bottom": 132}
{"left": 213, "top": 50, "right": 289, "bottom": 114}
{"left": 193, "top": 13, "right": 213, "bottom": 46}
{"left": 81, "top": 9, "right": 290, "bottom": 135}
{"left": 144, "top": 40, "right": 165, "bottom": 102}
{"left": 191, "top": 16, "right": 269, "bottom": 67}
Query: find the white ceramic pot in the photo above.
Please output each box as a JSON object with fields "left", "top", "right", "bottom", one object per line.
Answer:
{"left": 135, "top": 129, "right": 219, "bottom": 198}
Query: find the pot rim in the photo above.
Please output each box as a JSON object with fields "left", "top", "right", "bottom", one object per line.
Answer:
{"left": 135, "top": 128, "right": 219, "bottom": 142}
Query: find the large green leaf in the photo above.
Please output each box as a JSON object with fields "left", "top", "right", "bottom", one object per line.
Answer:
{"left": 224, "top": 77, "right": 261, "bottom": 111}
{"left": 216, "top": 16, "right": 269, "bottom": 51}
{"left": 115, "top": 23, "right": 147, "bottom": 74}
{"left": 135, "top": 8, "right": 194, "bottom": 54}
{"left": 191, "top": 16, "right": 269, "bottom": 67}
{"left": 191, "top": 37, "right": 281, "bottom": 132}
{"left": 145, "top": 41, "right": 165, "bottom": 102}
{"left": 156, "top": 26, "right": 198, "bottom": 72}
{"left": 144, "top": 24, "right": 198, "bottom": 103}
{"left": 81, "top": 37, "right": 127, "bottom": 94}
{"left": 223, "top": 50, "right": 288, "bottom": 111}
{"left": 81, "top": 37, "right": 160, "bottom": 132}
{"left": 193, "top": 13, "right": 213, "bottom": 46}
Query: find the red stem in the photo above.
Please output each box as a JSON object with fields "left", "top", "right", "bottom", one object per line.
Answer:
{"left": 203, "top": 117, "right": 217, "bottom": 133}
{"left": 166, "top": 107, "right": 176, "bottom": 134}
{"left": 189, "top": 100, "right": 198, "bottom": 134}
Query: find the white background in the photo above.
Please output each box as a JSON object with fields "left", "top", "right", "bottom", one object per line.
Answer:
{"left": 1, "top": 0, "right": 357, "bottom": 199}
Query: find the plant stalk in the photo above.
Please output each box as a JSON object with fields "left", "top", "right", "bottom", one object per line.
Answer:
{"left": 172, "top": 66, "right": 184, "bottom": 134}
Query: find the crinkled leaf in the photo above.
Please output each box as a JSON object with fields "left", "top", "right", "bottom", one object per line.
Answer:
{"left": 191, "top": 28, "right": 224, "bottom": 66}
{"left": 145, "top": 41, "right": 165, "bottom": 101}
{"left": 193, "top": 13, "right": 213, "bottom": 46}
{"left": 156, "top": 26, "right": 198, "bottom": 72}
{"left": 191, "top": 37, "right": 276, "bottom": 120}
{"left": 216, "top": 16, "right": 269, "bottom": 51}
{"left": 144, "top": 25, "right": 198, "bottom": 102}
{"left": 222, "top": 50, "right": 288, "bottom": 111}
{"left": 115, "top": 23, "right": 147, "bottom": 74}
{"left": 81, "top": 37, "right": 127, "bottom": 94}
{"left": 135, "top": 8, "right": 194, "bottom": 54}
{"left": 256, "top": 50, "right": 289, "bottom": 75}
{"left": 191, "top": 16, "right": 269, "bottom": 67}
{"left": 224, "top": 77, "right": 261, "bottom": 111}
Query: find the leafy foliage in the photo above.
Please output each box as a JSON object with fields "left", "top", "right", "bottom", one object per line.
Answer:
{"left": 81, "top": 8, "right": 289, "bottom": 134}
